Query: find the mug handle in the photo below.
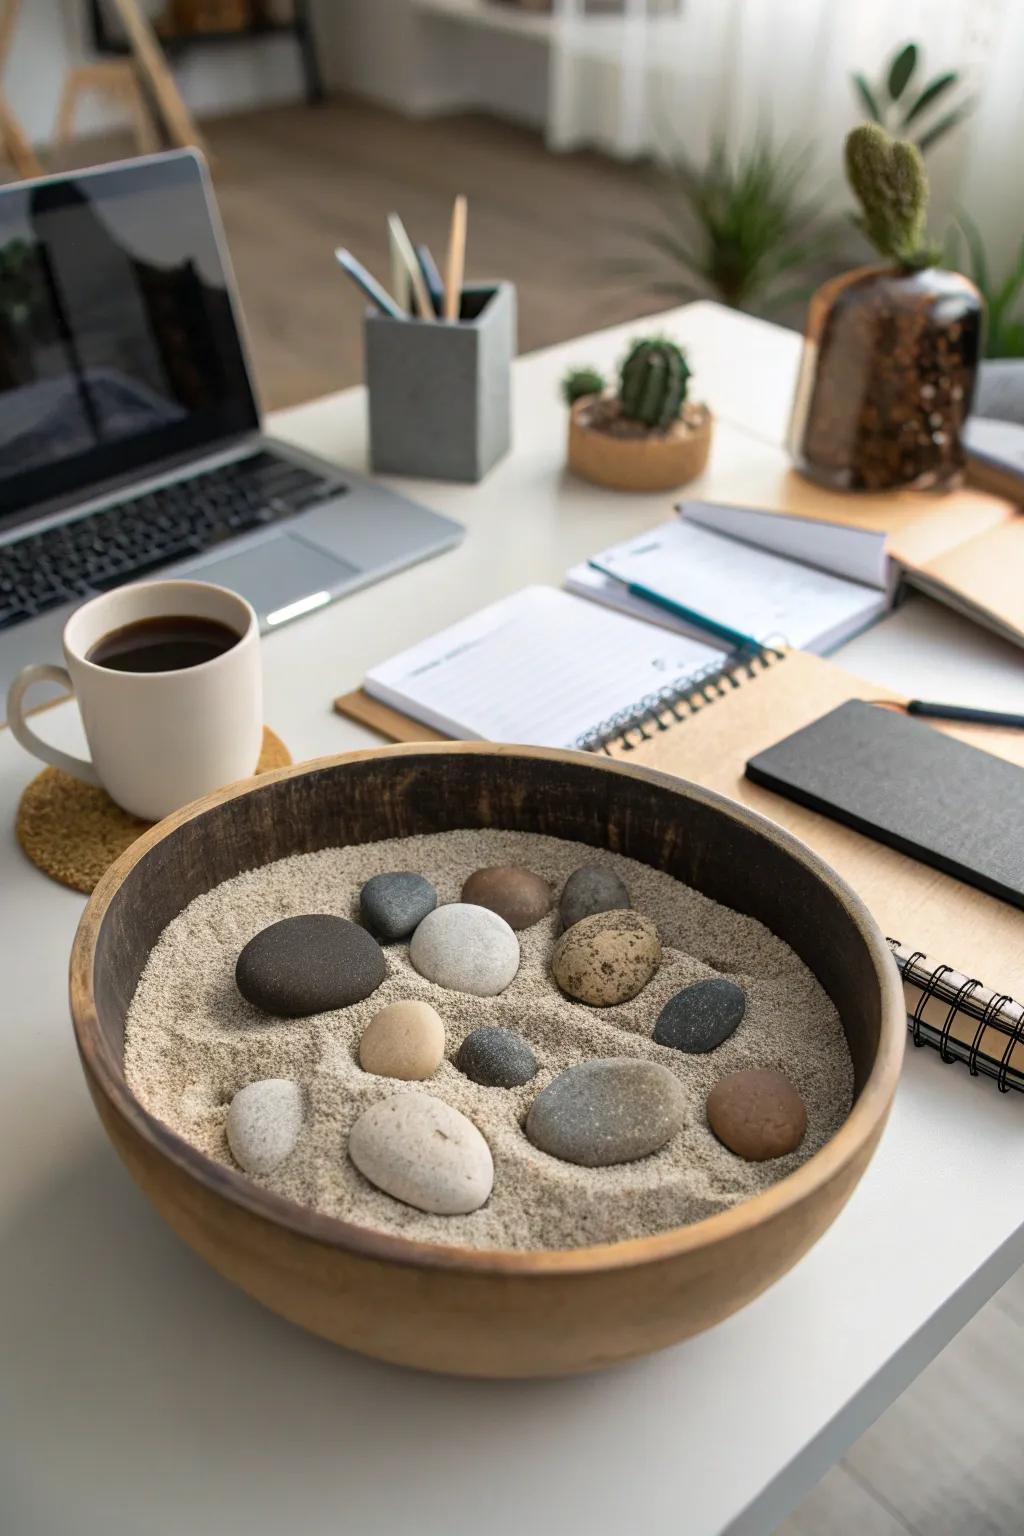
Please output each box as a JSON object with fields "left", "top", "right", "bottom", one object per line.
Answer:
{"left": 6, "top": 664, "right": 101, "bottom": 785}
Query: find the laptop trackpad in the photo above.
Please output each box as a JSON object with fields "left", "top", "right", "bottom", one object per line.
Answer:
{"left": 187, "top": 536, "right": 360, "bottom": 623}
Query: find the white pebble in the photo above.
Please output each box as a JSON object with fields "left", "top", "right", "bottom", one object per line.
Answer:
{"left": 409, "top": 903, "right": 520, "bottom": 996}
{"left": 226, "top": 1078, "right": 303, "bottom": 1175}
{"left": 349, "top": 1093, "right": 494, "bottom": 1214}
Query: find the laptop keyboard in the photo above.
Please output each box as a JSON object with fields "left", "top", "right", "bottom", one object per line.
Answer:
{"left": 0, "top": 451, "right": 346, "bottom": 632}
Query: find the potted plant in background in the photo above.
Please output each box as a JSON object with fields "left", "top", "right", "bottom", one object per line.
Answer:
{"left": 787, "top": 123, "right": 982, "bottom": 493}
{"left": 851, "top": 40, "right": 975, "bottom": 157}
{"left": 562, "top": 336, "right": 711, "bottom": 492}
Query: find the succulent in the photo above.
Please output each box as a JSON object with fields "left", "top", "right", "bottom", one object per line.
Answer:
{"left": 561, "top": 366, "right": 606, "bottom": 406}
{"left": 618, "top": 337, "right": 691, "bottom": 429}
{"left": 844, "top": 123, "right": 939, "bottom": 269}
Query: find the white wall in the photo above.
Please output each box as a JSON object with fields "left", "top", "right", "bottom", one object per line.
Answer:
{"left": 5, "top": 2, "right": 305, "bottom": 149}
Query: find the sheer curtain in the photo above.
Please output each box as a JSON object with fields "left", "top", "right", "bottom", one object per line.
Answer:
{"left": 546, "top": 0, "right": 1023, "bottom": 267}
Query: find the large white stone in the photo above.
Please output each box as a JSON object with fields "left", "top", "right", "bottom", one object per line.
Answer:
{"left": 226, "top": 1078, "right": 303, "bottom": 1175}
{"left": 409, "top": 902, "right": 520, "bottom": 997}
{"left": 348, "top": 1093, "right": 494, "bottom": 1215}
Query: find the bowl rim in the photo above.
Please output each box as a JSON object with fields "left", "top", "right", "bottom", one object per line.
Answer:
{"left": 69, "top": 741, "right": 906, "bottom": 1278}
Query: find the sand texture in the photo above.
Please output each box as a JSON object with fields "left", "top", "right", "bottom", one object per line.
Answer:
{"left": 124, "top": 830, "right": 854, "bottom": 1252}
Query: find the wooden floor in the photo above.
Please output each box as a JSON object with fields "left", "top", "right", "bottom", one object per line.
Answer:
{"left": 25, "top": 98, "right": 1024, "bottom": 1534}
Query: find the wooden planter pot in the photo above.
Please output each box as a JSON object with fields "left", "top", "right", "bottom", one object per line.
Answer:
{"left": 568, "top": 395, "right": 713, "bottom": 492}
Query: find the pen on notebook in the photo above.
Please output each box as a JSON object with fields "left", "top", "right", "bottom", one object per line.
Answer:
{"left": 333, "top": 248, "right": 406, "bottom": 320}
{"left": 907, "top": 699, "right": 1024, "bottom": 730}
{"left": 443, "top": 193, "right": 467, "bottom": 322}
{"left": 586, "top": 558, "right": 761, "bottom": 653}
{"left": 416, "top": 242, "right": 444, "bottom": 316}
{"left": 387, "top": 213, "right": 435, "bottom": 322}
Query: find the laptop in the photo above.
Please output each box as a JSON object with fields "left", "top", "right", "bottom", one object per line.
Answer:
{"left": 0, "top": 150, "right": 464, "bottom": 712}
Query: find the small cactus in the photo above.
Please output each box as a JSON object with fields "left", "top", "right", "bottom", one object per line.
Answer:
{"left": 618, "top": 337, "right": 691, "bottom": 430}
{"left": 845, "top": 123, "right": 939, "bottom": 268}
{"left": 561, "top": 366, "right": 606, "bottom": 406}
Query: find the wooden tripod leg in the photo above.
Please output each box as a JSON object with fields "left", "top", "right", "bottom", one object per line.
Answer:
{"left": 0, "top": 92, "right": 42, "bottom": 177}
{"left": 52, "top": 74, "right": 82, "bottom": 152}
{"left": 124, "top": 68, "right": 160, "bottom": 154}
{"left": 109, "top": 0, "right": 207, "bottom": 155}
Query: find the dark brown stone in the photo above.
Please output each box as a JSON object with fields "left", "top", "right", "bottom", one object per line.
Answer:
{"left": 461, "top": 866, "right": 552, "bottom": 930}
{"left": 706, "top": 1069, "right": 807, "bottom": 1162}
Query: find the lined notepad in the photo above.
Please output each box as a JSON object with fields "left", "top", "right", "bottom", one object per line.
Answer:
{"left": 363, "top": 586, "right": 728, "bottom": 749}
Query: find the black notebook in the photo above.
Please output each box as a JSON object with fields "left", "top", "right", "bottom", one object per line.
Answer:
{"left": 745, "top": 699, "right": 1024, "bottom": 910}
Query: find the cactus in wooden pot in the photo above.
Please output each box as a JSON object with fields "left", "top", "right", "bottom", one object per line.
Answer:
{"left": 788, "top": 122, "right": 981, "bottom": 492}
{"left": 618, "top": 338, "right": 693, "bottom": 430}
{"left": 564, "top": 334, "right": 711, "bottom": 492}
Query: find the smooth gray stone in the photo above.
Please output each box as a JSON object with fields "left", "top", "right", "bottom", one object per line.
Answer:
{"left": 409, "top": 903, "right": 520, "bottom": 997}
{"left": 359, "top": 871, "right": 437, "bottom": 942}
{"left": 559, "top": 863, "right": 631, "bottom": 931}
{"left": 455, "top": 1026, "right": 538, "bottom": 1088}
{"left": 525, "top": 1058, "right": 684, "bottom": 1167}
{"left": 236, "top": 914, "right": 386, "bottom": 1017}
{"left": 653, "top": 978, "right": 747, "bottom": 1054}
{"left": 226, "top": 1079, "right": 303, "bottom": 1175}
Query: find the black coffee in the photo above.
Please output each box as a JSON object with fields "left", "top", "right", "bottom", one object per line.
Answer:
{"left": 87, "top": 615, "right": 241, "bottom": 673}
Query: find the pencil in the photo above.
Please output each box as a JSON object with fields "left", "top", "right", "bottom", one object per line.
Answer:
{"left": 443, "top": 194, "right": 467, "bottom": 323}
{"left": 387, "top": 213, "right": 435, "bottom": 322}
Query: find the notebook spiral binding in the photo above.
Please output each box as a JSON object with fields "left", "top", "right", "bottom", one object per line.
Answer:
{"left": 575, "top": 644, "right": 785, "bottom": 756}
{"left": 888, "top": 939, "right": 1024, "bottom": 1093}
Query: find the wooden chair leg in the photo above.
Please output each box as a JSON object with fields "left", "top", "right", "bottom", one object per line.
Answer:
{"left": 52, "top": 74, "right": 82, "bottom": 152}
{"left": 0, "top": 93, "right": 42, "bottom": 177}
{"left": 124, "top": 69, "right": 160, "bottom": 155}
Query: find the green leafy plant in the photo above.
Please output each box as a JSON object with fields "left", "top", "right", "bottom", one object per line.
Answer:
{"left": 618, "top": 337, "right": 691, "bottom": 429}
{"left": 853, "top": 41, "right": 974, "bottom": 155}
{"left": 949, "top": 214, "right": 1024, "bottom": 358}
{"left": 561, "top": 366, "right": 606, "bottom": 406}
{"left": 845, "top": 124, "right": 940, "bottom": 269}
{"left": 617, "top": 136, "right": 837, "bottom": 313}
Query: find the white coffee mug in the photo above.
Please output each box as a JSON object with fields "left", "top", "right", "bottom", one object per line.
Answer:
{"left": 6, "top": 580, "right": 263, "bottom": 822}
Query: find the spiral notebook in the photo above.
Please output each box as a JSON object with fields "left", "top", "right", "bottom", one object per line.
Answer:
{"left": 336, "top": 632, "right": 1024, "bottom": 1091}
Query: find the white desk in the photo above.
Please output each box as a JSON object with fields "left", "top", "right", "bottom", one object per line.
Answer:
{"left": 3, "top": 303, "right": 1023, "bottom": 1536}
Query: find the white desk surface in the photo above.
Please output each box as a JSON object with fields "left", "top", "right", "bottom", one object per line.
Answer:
{"left": 3, "top": 302, "right": 1023, "bottom": 1536}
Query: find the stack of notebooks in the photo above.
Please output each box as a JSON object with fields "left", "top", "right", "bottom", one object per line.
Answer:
{"left": 338, "top": 579, "right": 1024, "bottom": 1092}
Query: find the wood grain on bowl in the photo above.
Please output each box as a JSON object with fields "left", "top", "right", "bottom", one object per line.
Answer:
{"left": 70, "top": 744, "right": 905, "bottom": 1378}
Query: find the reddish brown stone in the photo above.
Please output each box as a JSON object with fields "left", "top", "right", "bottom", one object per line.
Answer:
{"left": 706, "top": 1069, "right": 807, "bottom": 1162}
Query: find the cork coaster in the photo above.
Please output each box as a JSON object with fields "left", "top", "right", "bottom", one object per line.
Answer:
{"left": 16, "top": 726, "right": 292, "bottom": 895}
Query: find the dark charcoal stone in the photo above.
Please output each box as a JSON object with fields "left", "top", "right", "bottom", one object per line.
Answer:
{"left": 559, "top": 863, "right": 631, "bottom": 931}
{"left": 455, "top": 1026, "right": 539, "bottom": 1088}
{"left": 653, "top": 978, "right": 747, "bottom": 1054}
{"left": 525, "top": 1058, "right": 684, "bottom": 1167}
{"left": 236, "top": 914, "right": 385, "bottom": 1017}
{"left": 359, "top": 872, "right": 437, "bottom": 942}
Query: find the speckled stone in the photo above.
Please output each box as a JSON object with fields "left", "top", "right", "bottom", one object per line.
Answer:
{"left": 455, "top": 1026, "right": 538, "bottom": 1088}
{"left": 654, "top": 978, "right": 747, "bottom": 1054}
{"left": 358, "top": 1000, "right": 445, "bottom": 1081}
{"left": 409, "top": 903, "right": 520, "bottom": 997}
{"left": 359, "top": 871, "right": 437, "bottom": 943}
{"left": 348, "top": 1093, "right": 494, "bottom": 1214}
{"left": 551, "top": 909, "right": 660, "bottom": 1006}
{"left": 226, "top": 1078, "right": 303, "bottom": 1174}
{"left": 460, "top": 866, "right": 553, "bottom": 930}
{"left": 235, "top": 914, "right": 386, "bottom": 1017}
{"left": 558, "top": 863, "right": 631, "bottom": 931}
{"left": 525, "top": 1058, "right": 684, "bottom": 1167}
{"left": 706, "top": 1069, "right": 807, "bottom": 1162}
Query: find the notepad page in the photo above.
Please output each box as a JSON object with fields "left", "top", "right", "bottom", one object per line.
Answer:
{"left": 364, "top": 586, "right": 727, "bottom": 748}
{"left": 590, "top": 520, "right": 889, "bottom": 654}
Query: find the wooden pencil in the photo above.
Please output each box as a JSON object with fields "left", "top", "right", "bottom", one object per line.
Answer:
{"left": 443, "top": 194, "right": 467, "bottom": 323}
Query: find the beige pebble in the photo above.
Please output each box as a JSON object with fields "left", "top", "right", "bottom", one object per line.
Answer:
{"left": 348, "top": 1093, "right": 494, "bottom": 1214}
{"left": 552, "top": 909, "right": 661, "bottom": 1006}
{"left": 358, "top": 1000, "right": 445, "bottom": 1081}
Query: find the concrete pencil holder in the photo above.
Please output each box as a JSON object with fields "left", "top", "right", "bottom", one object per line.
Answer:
{"left": 365, "top": 281, "right": 516, "bottom": 483}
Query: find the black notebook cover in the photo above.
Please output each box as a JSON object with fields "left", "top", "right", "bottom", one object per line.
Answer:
{"left": 745, "top": 699, "right": 1024, "bottom": 909}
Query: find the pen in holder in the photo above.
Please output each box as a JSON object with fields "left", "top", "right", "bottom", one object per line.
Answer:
{"left": 364, "top": 281, "right": 516, "bottom": 483}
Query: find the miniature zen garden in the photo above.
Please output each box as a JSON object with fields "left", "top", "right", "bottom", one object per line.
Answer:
{"left": 125, "top": 829, "right": 854, "bottom": 1252}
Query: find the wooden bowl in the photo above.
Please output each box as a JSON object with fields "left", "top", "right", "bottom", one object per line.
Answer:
{"left": 70, "top": 744, "right": 904, "bottom": 1378}
{"left": 568, "top": 395, "right": 713, "bottom": 491}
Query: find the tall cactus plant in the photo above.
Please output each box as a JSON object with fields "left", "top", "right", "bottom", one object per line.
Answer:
{"left": 845, "top": 123, "right": 938, "bottom": 268}
{"left": 618, "top": 338, "right": 692, "bottom": 430}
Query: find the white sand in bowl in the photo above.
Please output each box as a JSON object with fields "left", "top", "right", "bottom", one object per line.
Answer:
{"left": 124, "top": 829, "right": 854, "bottom": 1252}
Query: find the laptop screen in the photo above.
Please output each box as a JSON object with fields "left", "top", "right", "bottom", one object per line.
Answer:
{"left": 0, "top": 150, "right": 259, "bottom": 527}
